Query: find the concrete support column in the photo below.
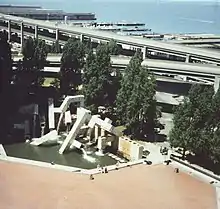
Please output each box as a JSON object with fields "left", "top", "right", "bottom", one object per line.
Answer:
{"left": 48, "top": 98, "right": 55, "bottom": 130}
{"left": 7, "top": 20, "right": 11, "bottom": 42}
{"left": 56, "top": 112, "right": 64, "bottom": 133}
{"left": 40, "top": 122, "right": 46, "bottom": 137}
{"left": 24, "top": 120, "right": 30, "bottom": 140}
{"left": 95, "top": 125, "right": 99, "bottom": 140}
{"left": 34, "top": 25, "right": 38, "bottom": 39}
{"left": 185, "top": 54, "right": 191, "bottom": 63}
{"left": 142, "top": 46, "right": 147, "bottom": 60}
{"left": 80, "top": 99, "right": 84, "bottom": 107}
{"left": 33, "top": 104, "right": 39, "bottom": 138}
{"left": 96, "top": 136, "right": 105, "bottom": 156}
{"left": 55, "top": 28, "right": 59, "bottom": 42}
{"left": 80, "top": 34, "right": 84, "bottom": 42}
{"left": 20, "top": 22, "right": 24, "bottom": 49}
{"left": 101, "top": 129, "right": 105, "bottom": 137}
{"left": 214, "top": 76, "right": 220, "bottom": 94}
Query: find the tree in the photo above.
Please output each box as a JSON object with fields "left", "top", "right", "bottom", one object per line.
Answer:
{"left": 60, "top": 38, "right": 85, "bottom": 95}
{"left": 83, "top": 44, "right": 116, "bottom": 113}
{"left": 169, "top": 99, "right": 194, "bottom": 159}
{"left": 83, "top": 50, "right": 100, "bottom": 112}
{"left": 207, "top": 87, "right": 220, "bottom": 164}
{"left": 0, "top": 31, "right": 12, "bottom": 142}
{"left": 84, "top": 38, "right": 93, "bottom": 54}
{"left": 51, "top": 40, "right": 62, "bottom": 54}
{"left": 22, "top": 37, "right": 47, "bottom": 69}
{"left": 116, "top": 50, "right": 158, "bottom": 138}
{"left": 14, "top": 37, "right": 48, "bottom": 87}
{"left": 116, "top": 50, "right": 143, "bottom": 124}
{"left": 107, "top": 39, "right": 120, "bottom": 55}
{"left": 169, "top": 84, "right": 214, "bottom": 159}
{"left": 126, "top": 67, "right": 157, "bottom": 138}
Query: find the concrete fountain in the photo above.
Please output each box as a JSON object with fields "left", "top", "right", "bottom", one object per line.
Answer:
{"left": 30, "top": 95, "right": 121, "bottom": 163}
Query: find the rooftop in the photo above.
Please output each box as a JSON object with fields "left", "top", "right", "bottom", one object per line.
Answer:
{"left": 0, "top": 161, "right": 216, "bottom": 209}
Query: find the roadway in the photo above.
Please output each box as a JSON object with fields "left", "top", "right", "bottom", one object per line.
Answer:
{"left": 2, "top": 13, "right": 220, "bottom": 63}
{"left": 0, "top": 27, "right": 67, "bottom": 45}
{"left": 13, "top": 55, "right": 220, "bottom": 77}
{"left": 170, "top": 39, "right": 220, "bottom": 45}
{"left": 4, "top": 26, "right": 220, "bottom": 66}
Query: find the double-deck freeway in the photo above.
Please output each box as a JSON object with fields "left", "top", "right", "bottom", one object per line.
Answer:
{"left": 2, "top": 13, "right": 220, "bottom": 63}
{"left": 13, "top": 55, "right": 220, "bottom": 78}
{"left": 171, "top": 39, "right": 220, "bottom": 45}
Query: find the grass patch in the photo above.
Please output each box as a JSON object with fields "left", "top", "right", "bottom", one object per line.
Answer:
{"left": 115, "top": 126, "right": 126, "bottom": 136}
{"left": 42, "top": 78, "right": 56, "bottom": 87}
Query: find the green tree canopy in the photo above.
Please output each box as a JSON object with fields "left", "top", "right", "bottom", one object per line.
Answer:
{"left": 107, "top": 39, "right": 121, "bottom": 55}
{"left": 60, "top": 38, "right": 86, "bottom": 95}
{"left": 15, "top": 37, "right": 48, "bottom": 86}
{"left": 50, "top": 40, "right": 62, "bottom": 54}
{"left": 116, "top": 50, "right": 143, "bottom": 124}
{"left": 22, "top": 37, "right": 47, "bottom": 69}
{"left": 83, "top": 44, "right": 118, "bottom": 113}
{"left": 0, "top": 31, "right": 12, "bottom": 142}
{"left": 116, "top": 50, "right": 158, "bottom": 138}
{"left": 169, "top": 84, "right": 216, "bottom": 159}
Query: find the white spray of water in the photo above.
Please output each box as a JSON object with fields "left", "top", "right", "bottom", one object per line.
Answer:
{"left": 81, "top": 148, "right": 96, "bottom": 163}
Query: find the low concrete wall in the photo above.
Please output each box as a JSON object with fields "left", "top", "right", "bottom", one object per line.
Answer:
{"left": 118, "top": 137, "right": 144, "bottom": 161}
{"left": 89, "top": 159, "right": 144, "bottom": 175}
{"left": 170, "top": 155, "right": 220, "bottom": 182}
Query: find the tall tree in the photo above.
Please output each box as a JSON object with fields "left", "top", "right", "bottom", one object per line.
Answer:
{"left": 60, "top": 38, "right": 85, "bottom": 95}
{"left": 107, "top": 39, "right": 121, "bottom": 55}
{"left": 83, "top": 44, "right": 115, "bottom": 113}
{"left": 83, "top": 50, "right": 100, "bottom": 112}
{"left": 51, "top": 40, "right": 62, "bottom": 54}
{"left": 169, "top": 84, "right": 214, "bottom": 159}
{"left": 116, "top": 50, "right": 158, "bottom": 138}
{"left": 0, "top": 31, "right": 12, "bottom": 142}
{"left": 14, "top": 37, "right": 48, "bottom": 87}
{"left": 169, "top": 99, "right": 194, "bottom": 159}
{"left": 116, "top": 50, "right": 143, "bottom": 124}
{"left": 207, "top": 87, "right": 220, "bottom": 163}
{"left": 22, "top": 37, "right": 47, "bottom": 69}
{"left": 84, "top": 38, "right": 93, "bottom": 54}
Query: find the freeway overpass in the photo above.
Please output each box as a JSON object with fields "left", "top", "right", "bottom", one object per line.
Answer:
{"left": 3, "top": 25, "right": 219, "bottom": 65}
{"left": 171, "top": 39, "right": 220, "bottom": 45}
{"left": 0, "top": 27, "right": 67, "bottom": 46}
{"left": 13, "top": 55, "right": 220, "bottom": 78}
{"left": 2, "top": 13, "right": 220, "bottom": 64}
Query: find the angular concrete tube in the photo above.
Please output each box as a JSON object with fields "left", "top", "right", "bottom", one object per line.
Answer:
{"left": 30, "top": 130, "right": 58, "bottom": 146}
{"left": 59, "top": 108, "right": 91, "bottom": 154}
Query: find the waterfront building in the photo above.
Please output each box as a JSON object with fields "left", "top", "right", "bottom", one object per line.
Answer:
{"left": 88, "top": 22, "right": 152, "bottom": 36}
{"left": 0, "top": 5, "right": 96, "bottom": 22}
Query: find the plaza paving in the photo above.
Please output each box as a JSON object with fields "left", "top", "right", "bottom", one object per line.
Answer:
{"left": 0, "top": 160, "right": 217, "bottom": 209}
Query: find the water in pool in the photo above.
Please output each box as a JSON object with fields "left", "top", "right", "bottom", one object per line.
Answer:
{"left": 4, "top": 142, "right": 117, "bottom": 169}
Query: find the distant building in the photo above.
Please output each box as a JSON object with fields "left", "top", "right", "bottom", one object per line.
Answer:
{"left": 0, "top": 5, "right": 96, "bottom": 22}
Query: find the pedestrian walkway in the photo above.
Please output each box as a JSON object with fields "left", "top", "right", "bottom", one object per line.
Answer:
{"left": 107, "top": 153, "right": 126, "bottom": 163}
{"left": 137, "top": 142, "right": 166, "bottom": 165}
{"left": 216, "top": 187, "right": 220, "bottom": 209}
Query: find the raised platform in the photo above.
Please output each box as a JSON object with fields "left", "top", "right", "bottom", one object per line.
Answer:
{"left": 0, "top": 160, "right": 217, "bottom": 209}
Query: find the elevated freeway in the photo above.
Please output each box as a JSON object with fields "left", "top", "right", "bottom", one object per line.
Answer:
{"left": 0, "top": 26, "right": 67, "bottom": 45}
{"left": 171, "top": 39, "right": 220, "bottom": 45}
{"left": 2, "top": 13, "right": 220, "bottom": 63}
{"left": 12, "top": 55, "right": 220, "bottom": 78}
{"left": 169, "top": 38, "right": 220, "bottom": 45}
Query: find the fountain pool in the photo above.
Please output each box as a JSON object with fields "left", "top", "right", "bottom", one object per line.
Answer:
{"left": 4, "top": 142, "right": 117, "bottom": 169}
